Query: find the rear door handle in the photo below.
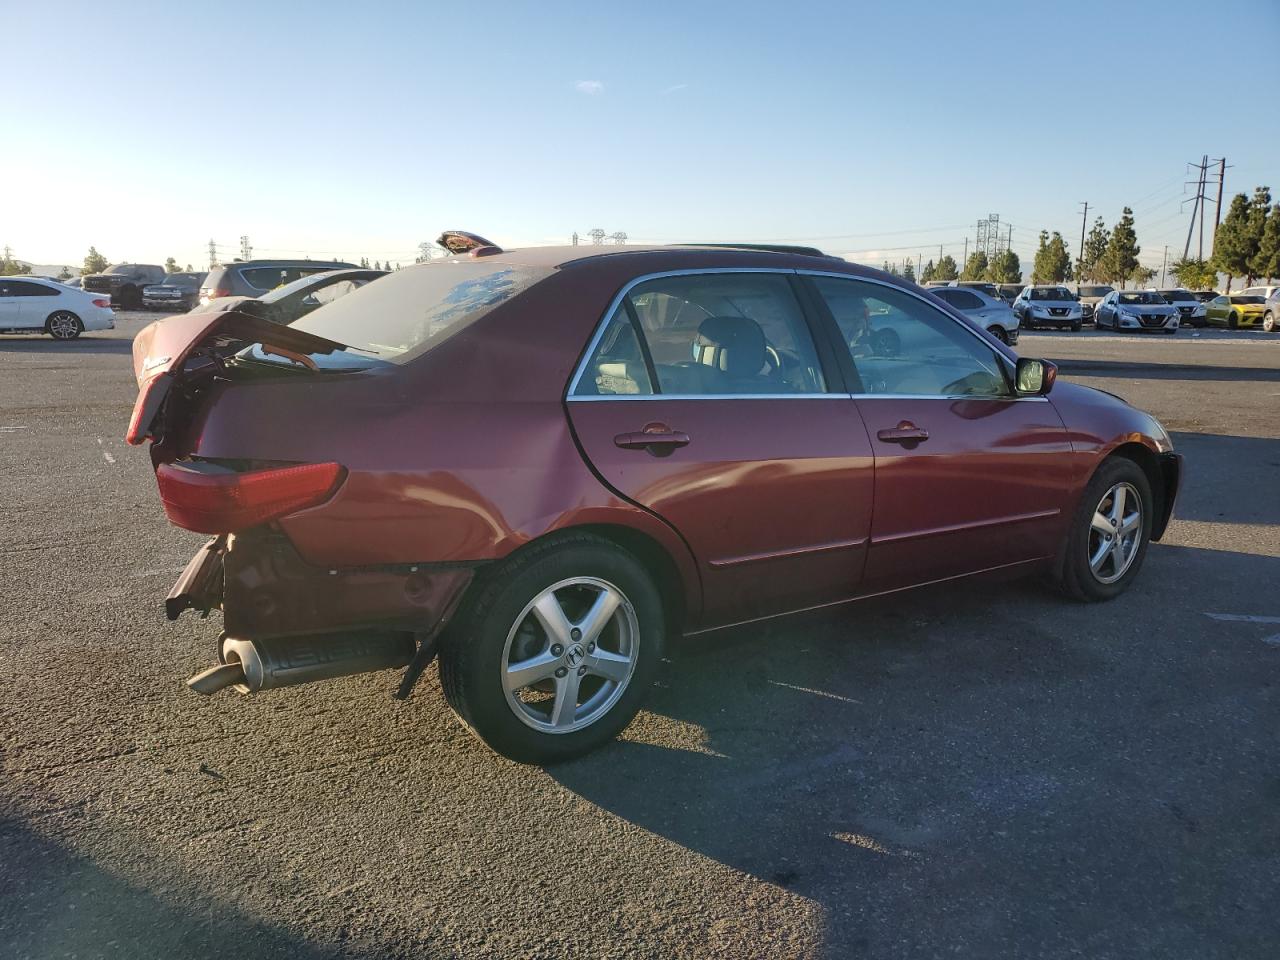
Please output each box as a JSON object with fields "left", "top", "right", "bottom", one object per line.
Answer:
{"left": 614, "top": 426, "right": 691, "bottom": 450}
{"left": 876, "top": 422, "right": 929, "bottom": 444}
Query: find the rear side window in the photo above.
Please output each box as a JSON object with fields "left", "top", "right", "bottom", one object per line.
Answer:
{"left": 573, "top": 305, "right": 655, "bottom": 396}
{"left": 241, "top": 267, "right": 302, "bottom": 291}
{"left": 292, "top": 260, "right": 551, "bottom": 364}
{"left": 581, "top": 271, "right": 829, "bottom": 399}
{"left": 5, "top": 280, "right": 58, "bottom": 297}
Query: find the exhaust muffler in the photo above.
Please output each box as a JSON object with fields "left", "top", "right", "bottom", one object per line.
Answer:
{"left": 186, "top": 631, "right": 415, "bottom": 695}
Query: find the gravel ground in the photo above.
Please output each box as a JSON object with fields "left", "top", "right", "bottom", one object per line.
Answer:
{"left": 1, "top": 314, "right": 1278, "bottom": 959}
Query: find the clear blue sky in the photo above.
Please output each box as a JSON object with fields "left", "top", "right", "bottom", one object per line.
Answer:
{"left": 8, "top": 0, "right": 1278, "bottom": 273}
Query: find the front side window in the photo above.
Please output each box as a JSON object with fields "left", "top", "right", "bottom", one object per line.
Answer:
{"left": 594, "top": 272, "right": 827, "bottom": 396}
{"left": 813, "top": 276, "right": 1009, "bottom": 398}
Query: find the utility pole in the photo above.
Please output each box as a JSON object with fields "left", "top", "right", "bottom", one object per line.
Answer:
{"left": 1077, "top": 202, "right": 1089, "bottom": 280}
{"left": 1197, "top": 154, "right": 1208, "bottom": 260}
{"left": 963, "top": 237, "right": 968, "bottom": 265}
{"left": 1160, "top": 245, "right": 1168, "bottom": 287}
{"left": 1213, "top": 156, "right": 1227, "bottom": 241}
{"left": 240, "top": 235, "right": 252, "bottom": 261}
{"left": 571, "top": 231, "right": 579, "bottom": 246}
{"left": 1183, "top": 157, "right": 1205, "bottom": 261}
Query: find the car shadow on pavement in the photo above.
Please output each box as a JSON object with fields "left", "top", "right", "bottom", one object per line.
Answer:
{"left": 1051, "top": 357, "right": 1280, "bottom": 383}
{"left": 0, "top": 336, "right": 135, "bottom": 356}
{"left": 0, "top": 819, "right": 363, "bottom": 960}
{"left": 550, "top": 543, "right": 1280, "bottom": 957}
{"left": 1166, "top": 431, "right": 1280, "bottom": 526}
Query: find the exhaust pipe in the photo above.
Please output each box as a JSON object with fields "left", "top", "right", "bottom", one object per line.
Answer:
{"left": 186, "top": 631, "right": 415, "bottom": 695}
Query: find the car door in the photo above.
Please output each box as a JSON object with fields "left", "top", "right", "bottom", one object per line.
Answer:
{"left": 565, "top": 269, "right": 875, "bottom": 627}
{"left": 0, "top": 280, "right": 26, "bottom": 328}
{"left": 1207, "top": 296, "right": 1227, "bottom": 325}
{"left": 803, "top": 273, "right": 1074, "bottom": 591}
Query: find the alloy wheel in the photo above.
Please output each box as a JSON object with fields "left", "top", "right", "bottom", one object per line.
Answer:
{"left": 1088, "top": 481, "right": 1143, "bottom": 584}
{"left": 48, "top": 312, "right": 81, "bottom": 340}
{"left": 500, "top": 576, "right": 639, "bottom": 734}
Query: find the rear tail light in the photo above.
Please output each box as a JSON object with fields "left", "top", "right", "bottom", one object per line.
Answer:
{"left": 92, "top": 298, "right": 111, "bottom": 308}
{"left": 209, "top": 283, "right": 231, "bottom": 299}
{"left": 156, "top": 461, "right": 345, "bottom": 533}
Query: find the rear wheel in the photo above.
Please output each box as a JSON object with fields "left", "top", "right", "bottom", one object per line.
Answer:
{"left": 438, "top": 534, "right": 664, "bottom": 763}
{"left": 46, "top": 311, "right": 83, "bottom": 340}
{"left": 1054, "top": 457, "right": 1153, "bottom": 602}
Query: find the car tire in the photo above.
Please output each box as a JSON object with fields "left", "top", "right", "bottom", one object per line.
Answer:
{"left": 1264, "top": 311, "right": 1276, "bottom": 333}
{"left": 1071, "top": 321, "right": 1082, "bottom": 332}
{"left": 46, "top": 311, "right": 83, "bottom": 340}
{"left": 438, "top": 533, "right": 665, "bottom": 764}
{"left": 990, "top": 326, "right": 1010, "bottom": 345}
{"left": 1053, "top": 456, "right": 1153, "bottom": 603}
{"left": 1228, "top": 312, "right": 1239, "bottom": 330}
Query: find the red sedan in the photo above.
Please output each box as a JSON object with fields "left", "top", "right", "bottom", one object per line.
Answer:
{"left": 129, "top": 243, "right": 1181, "bottom": 763}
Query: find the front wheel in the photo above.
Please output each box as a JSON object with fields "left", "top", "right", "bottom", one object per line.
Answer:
{"left": 1053, "top": 457, "right": 1153, "bottom": 602}
{"left": 1264, "top": 311, "right": 1277, "bottom": 333}
{"left": 990, "top": 326, "right": 1010, "bottom": 345}
{"left": 46, "top": 311, "right": 83, "bottom": 340}
{"left": 1228, "top": 312, "right": 1239, "bottom": 330}
{"left": 439, "top": 534, "right": 665, "bottom": 763}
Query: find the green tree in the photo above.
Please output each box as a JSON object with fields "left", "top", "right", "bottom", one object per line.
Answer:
{"left": 985, "top": 249, "right": 1022, "bottom": 284}
{"left": 1251, "top": 204, "right": 1280, "bottom": 282}
{"left": 185, "top": 263, "right": 193, "bottom": 271}
{"left": 919, "top": 259, "right": 936, "bottom": 283}
{"left": 934, "top": 254, "right": 959, "bottom": 281}
{"left": 1100, "top": 208, "right": 1139, "bottom": 285}
{"left": 164, "top": 257, "right": 179, "bottom": 273}
{"left": 1169, "top": 257, "right": 1216, "bottom": 290}
{"left": 902, "top": 260, "right": 916, "bottom": 283}
{"left": 1129, "top": 265, "right": 1156, "bottom": 286}
{"left": 56, "top": 265, "right": 72, "bottom": 280}
{"left": 1, "top": 245, "right": 32, "bottom": 275}
{"left": 1212, "top": 193, "right": 1252, "bottom": 291}
{"left": 1243, "top": 187, "right": 1273, "bottom": 284}
{"left": 1078, "top": 217, "right": 1110, "bottom": 282}
{"left": 1032, "top": 231, "right": 1073, "bottom": 283}
{"left": 83, "top": 246, "right": 109, "bottom": 275}
{"left": 960, "top": 250, "right": 989, "bottom": 280}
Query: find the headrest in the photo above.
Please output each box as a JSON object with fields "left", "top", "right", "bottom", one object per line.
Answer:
{"left": 692, "top": 316, "right": 767, "bottom": 377}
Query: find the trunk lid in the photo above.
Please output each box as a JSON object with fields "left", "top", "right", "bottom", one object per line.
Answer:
{"left": 126, "top": 309, "right": 355, "bottom": 447}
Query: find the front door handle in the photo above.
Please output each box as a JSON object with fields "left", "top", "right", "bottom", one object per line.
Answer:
{"left": 614, "top": 423, "right": 691, "bottom": 451}
{"left": 876, "top": 421, "right": 929, "bottom": 444}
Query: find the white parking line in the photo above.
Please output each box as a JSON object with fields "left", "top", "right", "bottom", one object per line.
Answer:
{"left": 1205, "top": 613, "right": 1280, "bottom": 624}
{"left": 0, "top": 425, "right": 29, "bottom": 433}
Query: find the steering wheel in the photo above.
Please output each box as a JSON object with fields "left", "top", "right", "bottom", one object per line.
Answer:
{"left": 764, "top": 344, "right": 784, "bottom": 373}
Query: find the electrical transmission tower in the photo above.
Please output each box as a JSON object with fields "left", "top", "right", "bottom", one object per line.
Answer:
{"left": 609, "top": 231, "right": 628, "bottom": 245}
{"left": 240, "top": 235, "right": 253, "bottom": 261}
{"left": 208, "top": 239, "right": 218, "bottom": 269}
{"left": 975, "top": 214, "right": 1003, "bottom": 261}
{"left": 588, "top": 228, "right": 607, "bottom": 245}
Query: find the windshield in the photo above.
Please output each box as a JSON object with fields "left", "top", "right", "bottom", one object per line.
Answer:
{"left": 259, "top": 272, "right": 348, "bottom": 304}
{"left": 1029, "top": 288, "right": 1072, "bottom": 301}
{"left": 1231, "top": 295, "right": 1264, "bottom": 304}
{"left": 1077, "top": 285, "right": 1113, "bottom": 298}
{"left": 1118, "top": 292, "right": 1167, "bottom": 305}
{"left": 105, "top": 264, "right": 136, "bottom": 275}
{"left": 1159, "top": 290, "right": 1197, "bottom": 302}
{"left": 164, "top": 273, "right": 201, "bottom": 285}
{"left": 292, "top": 260, "right": 552, "bottom": 364}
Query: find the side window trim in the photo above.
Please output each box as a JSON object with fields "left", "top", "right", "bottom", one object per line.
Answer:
{"left": 621, "top": 297, "right": 660, "bottom": 393}
{"left": 566, "top": 267, "right": 849, "bottom": 401}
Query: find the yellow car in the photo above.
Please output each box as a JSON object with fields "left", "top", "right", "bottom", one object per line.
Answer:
{"left": 1205, "top": 294, "right": 1267, "bottom": 329}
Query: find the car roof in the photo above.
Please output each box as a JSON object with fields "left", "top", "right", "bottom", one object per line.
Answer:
{"left": 424, "top": 244, "right": 844, "bottom": 271}
{"left": 220, "top": 259, "right": 354, "bottom": 268}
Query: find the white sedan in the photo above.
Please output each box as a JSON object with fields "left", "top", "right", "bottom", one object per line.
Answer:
{"left": 0, "top": 276, "right": 115, "bottom": 340}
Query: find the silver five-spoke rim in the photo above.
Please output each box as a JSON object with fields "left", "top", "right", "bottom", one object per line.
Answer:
{"left": 501, "top": 576, "right": 639, "bottom": 734}
{"left": 1088, "top": 481, "right": 1143, "bottom": 584}
{"left": 49, "top": 313, "right": 78, "bottom": 338}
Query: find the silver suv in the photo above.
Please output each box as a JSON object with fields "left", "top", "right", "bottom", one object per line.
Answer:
{"left": 199, "top": 259, "right": 355, "bottom": 306}
{"left": 1013, "top": 286, "right": 1083, "bottom": 331}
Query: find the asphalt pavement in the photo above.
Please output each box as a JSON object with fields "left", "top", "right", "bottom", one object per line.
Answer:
{"left": 1, "top": 314, "right": 1277, "bottom": 959}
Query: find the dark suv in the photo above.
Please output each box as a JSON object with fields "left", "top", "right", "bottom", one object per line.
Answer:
{"left": 83, "top": 264, "right": 167, "bottom": 309}
{"left": 199, "top": 260, "right": 355, "bottom": 306}
{"left": 143, "top": 272, "right": 207, "bottom": 312}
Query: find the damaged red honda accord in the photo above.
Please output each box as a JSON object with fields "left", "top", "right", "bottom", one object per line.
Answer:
{"left": 128, "top": 242, "right": 1181, "bottom": 763}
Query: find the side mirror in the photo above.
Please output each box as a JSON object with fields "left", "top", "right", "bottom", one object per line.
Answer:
{"left": 1015, "top": 357, "right": 1057, "bottom": 395}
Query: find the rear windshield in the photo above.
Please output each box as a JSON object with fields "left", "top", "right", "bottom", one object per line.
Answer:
{"left": 292, "top": 260, "right": 551, "bottom": 364}
{"left": 1029, "top": 288, "right": 1072, "bottom": 301}
{"left": 1159, "top": 290, "right": 1197, "bottom": 302}
{"left": 1118, "top": 292, "right": 1167, "bottom": 304}
{"left": 1077, "top": 285, "right": 1113, "bottom": 298}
